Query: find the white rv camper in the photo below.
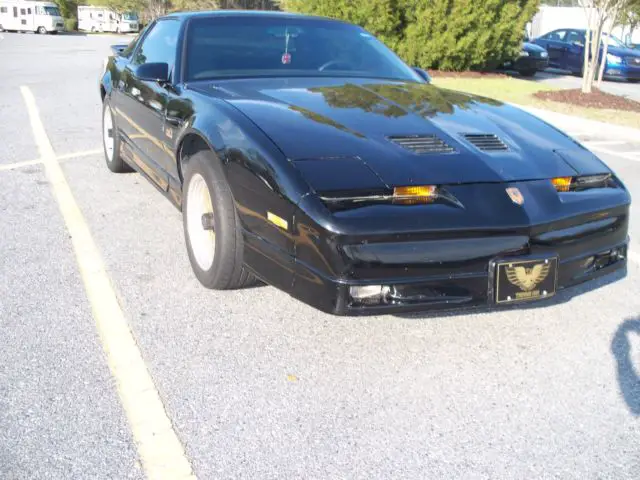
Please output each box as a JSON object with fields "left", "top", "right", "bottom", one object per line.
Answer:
{"left": 0, "top": 0, "right": 64, "bottom": 33}
{"left": 77, "top": 5, "right": 138, "bottom": 33}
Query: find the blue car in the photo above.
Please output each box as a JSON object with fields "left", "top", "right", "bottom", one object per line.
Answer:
{"left": 534, "top": 28, "right": 640, "bottom": 82}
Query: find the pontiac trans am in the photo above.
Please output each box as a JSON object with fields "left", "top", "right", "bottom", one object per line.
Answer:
{"left": 100, "top": 11, "right": 631, "bottom": 315}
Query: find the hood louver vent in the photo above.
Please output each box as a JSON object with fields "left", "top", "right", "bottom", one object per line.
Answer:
{"left": 462, "top": 134, "right": 509, "bottom": 151}
{"left": 389, "top": 135, "right": 456, "bottom": 154}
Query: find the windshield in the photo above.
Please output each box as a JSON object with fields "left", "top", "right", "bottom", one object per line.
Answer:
{"left": 185, "top": 16, "right": 421, "bottom": 82}
{"left": 122, "top": 12, "right": 138, "bottom": 20}
{"left": 44, "top": 6, "right": 61, "bottom": 16}
{"left": 604, "top": 34, "right": 625, "bottom": 48}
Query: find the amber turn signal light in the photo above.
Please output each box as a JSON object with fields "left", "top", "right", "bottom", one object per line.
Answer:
{"left": 551, "top": 177, "right": 572, "bottom": 192}
{"left": 393, "top": 185, "right": 437, "bottom": 199}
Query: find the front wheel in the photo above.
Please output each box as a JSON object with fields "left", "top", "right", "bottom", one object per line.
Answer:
{"left": 37, "top": 26, "right": 47, "bottom": 34}
{"left": 182, "top": 150, "right": 256, "bottom": 290}
{"left": 102, "top": 98, "right": 132, "bottom": 173}
{"left": 518, "top": 69, "right": 537, "bottom": 77}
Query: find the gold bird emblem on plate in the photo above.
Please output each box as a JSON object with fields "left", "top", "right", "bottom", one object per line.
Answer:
{"left": 505, "top": 263, "right": 551, "bottom": 291}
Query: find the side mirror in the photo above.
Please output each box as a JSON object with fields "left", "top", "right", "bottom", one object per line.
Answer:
{"left": 413, "top": 67, "right": 432, "bottom": 83}
{"left": 110, "top": 43, "right": 127, "bottom": 56}
{"left": 135, "top": 62, "right": 169, "bottom": 83}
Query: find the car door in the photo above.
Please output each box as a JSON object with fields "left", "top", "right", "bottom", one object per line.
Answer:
{"left": 116, "top": 18, "right": 182, "bottom": 191}
{"left": 541, "top": 30, "right": 568, "bottom": 67}
{"left": 565, "top": 30, "right": 586, "bottom": 74}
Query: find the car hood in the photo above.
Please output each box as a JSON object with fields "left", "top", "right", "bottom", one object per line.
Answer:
{"left": 190, "top": 78, "right": 609, "bottom": 187}
{"left": 523, "top": 42, "right": 547, "bottom": 53}
{"left": 608, "top": 45, "right": 640, "bottom": 57}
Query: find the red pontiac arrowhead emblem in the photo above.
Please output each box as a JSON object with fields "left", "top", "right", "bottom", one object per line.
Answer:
{"left": 506, "top": 187, "right": 524, "bottom": 205}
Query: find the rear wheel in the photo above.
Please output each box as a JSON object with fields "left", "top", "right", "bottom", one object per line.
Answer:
{"left": 102, "top": 97, "right": 132, "bottom": 173}
{"left": 37, "top": 26, "right": 46, "bottom": 34}
{"left": 182, "top": 149, "right": 256, "bottom": 290}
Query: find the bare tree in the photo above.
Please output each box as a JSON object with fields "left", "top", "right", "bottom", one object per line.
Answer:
{"left": 596, "top": 0, "right": 629, "bottom": 87}
{"left": 579, "top": 0, "right": 631, "bottom": 93}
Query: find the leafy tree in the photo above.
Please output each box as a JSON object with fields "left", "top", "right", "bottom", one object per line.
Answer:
{"left": 280, "top": 0, "right": 404, "bottom": 48}
{"left": 54, "top": 0, "right": 78, "bottom": 19}
{"left": 618, "top": 0, "right": 640, "bottom": 43}
{"left": 401, "top": 0, "right": 540, "bottom": 71}
{"left": 280, "top": 0, "right": 540, "bottom": 71}
{"left": 88, "top": 0, "right": 147, "bottom": 14}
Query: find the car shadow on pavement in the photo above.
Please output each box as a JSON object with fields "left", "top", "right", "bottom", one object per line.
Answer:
{"left": 611, "top": 317, "right": 640, "bottom": 416}
{"left": 395, "top": 267, "right": 626, "bottom": 320}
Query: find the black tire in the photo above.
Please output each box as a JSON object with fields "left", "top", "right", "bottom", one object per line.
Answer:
{"left": 37, "top": 26, "right": 46, "bottom": 34}
{"left": 102, "top": 97, "right": 133, "bottom": 173}
{"left": 182, "top": 149, "right": 256, "bottom": 290}
{"left": 518, "top": 69, "right": 537, "bottom": 77}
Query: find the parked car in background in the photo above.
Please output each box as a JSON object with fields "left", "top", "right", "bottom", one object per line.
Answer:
{"left": 501, "top": 41, "right": 549, "bottom": 77}
{"left": 0, "top": 0, "right": 64, "bottom": 33}
{"left": 78, "top": 5, "right": 139, "bottom": 33}
{"left": 533, "top": 29, "right": 640, "bottom": 82}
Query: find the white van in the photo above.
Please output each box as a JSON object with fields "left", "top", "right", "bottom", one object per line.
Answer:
{"left": 0, "top": 1, "right": 64, "bottom": 34}
{"left": 77, "top": 5, "right": 139, "bottom": 33}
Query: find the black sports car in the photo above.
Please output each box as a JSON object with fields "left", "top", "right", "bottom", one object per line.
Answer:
{"left": 501, "top": 41, "right": 549, "bottom": 77}
{"left": 100, "top": 11, "right": 630, "bottom": 315}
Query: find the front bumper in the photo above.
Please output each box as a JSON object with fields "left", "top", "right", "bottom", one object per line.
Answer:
{"left": 118, "top": 23, "right": 139, "bottom": 33}
{"left": 292, "top": 238, "right": 627, "bottom": 315}
{"left": 513, "top": 56, "right": 549, "bottom": 72}
{"left": 286, "top": 197, "right": 630, "bottom": 315}
{"left": 605, "top": 63, "right": 640, "bottom": 80}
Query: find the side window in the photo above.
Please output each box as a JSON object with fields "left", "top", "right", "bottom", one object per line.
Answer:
{"left": 566, "top": 31, "right": 585, "bottom": 46}
{"left": 20, "top": 8, "right": 25, "bottom": 14}
{"left": 0, "top": 7, "right": 7, "bottom": 13}
{"left": 13, "top": 6, "right": 17, "bottom": 16}
{"left": 27, "top": 8, "right": 31, "bottom": 14}
{"left": 121, "top": 23, "right": 151, "bottom": 58}
{"left": 132, "top": 20, "right": 181, "bottom": 75}
{"left": 545, "top": 30, "right": 567, "bottom": 42}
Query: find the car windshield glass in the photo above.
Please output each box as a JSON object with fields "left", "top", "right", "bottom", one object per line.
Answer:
{"left": 605, "top": 35, "right": 624, "bottom": 47}
{"left": 44, "top": 6, "right": 61, "bottom": 15}
{"left": 122, "top": 12, "right": 138, "bottom": 20}
{"left": 185, "top": 16, "right": 421, "bottom": 82}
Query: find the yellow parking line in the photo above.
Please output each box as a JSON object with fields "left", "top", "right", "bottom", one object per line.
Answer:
{"left": 0, "top": 158, "right": 43, "bottom": 172}
{"left": 57, "top": 148, "right": 103, "bottom": 161}
{"left": 20, "top": 86, "right": 196, "bottom": 480}
{"left": 0, "top": 148, "right": 103, "bottom": 173}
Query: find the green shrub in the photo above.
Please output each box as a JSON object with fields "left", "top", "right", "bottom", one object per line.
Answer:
{"left": 64, "top": 17, "right": 77, "bottom": 32}
{"left": 279, "top": 0, "right": 540, "bottom": 71}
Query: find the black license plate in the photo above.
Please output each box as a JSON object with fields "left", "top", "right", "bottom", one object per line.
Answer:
{"left": 495, "top": 257, "right": 558, "bottom": 304}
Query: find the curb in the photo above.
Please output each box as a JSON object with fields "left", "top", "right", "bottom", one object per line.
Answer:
{"left": 514, "top": 104, "right": 640, "bottom": 141}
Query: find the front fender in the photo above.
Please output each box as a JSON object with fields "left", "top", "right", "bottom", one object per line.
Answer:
{"left": 175, "top": 92, "right": 311, "bottom": 205}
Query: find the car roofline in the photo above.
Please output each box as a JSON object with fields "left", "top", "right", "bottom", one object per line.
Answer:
{"left": 162, "top": 9, "right": 348, "bottom": 24}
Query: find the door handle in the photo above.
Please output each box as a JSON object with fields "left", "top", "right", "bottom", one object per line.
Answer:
{"left": 165, "top": 116, "right": 182, "bottom": 126}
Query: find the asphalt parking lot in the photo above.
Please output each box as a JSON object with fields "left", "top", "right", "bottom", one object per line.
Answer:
{"left": 0, "top": 32, "right": 639, "bottom": 479}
